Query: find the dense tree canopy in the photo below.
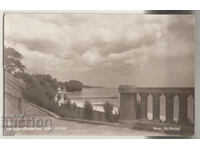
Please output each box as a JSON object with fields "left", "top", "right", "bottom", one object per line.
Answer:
{"left": 4, "top": 47, "right": 25, "bottom": 74}
{"left": 66, "top": 80, "right": 83, "bottom": 92}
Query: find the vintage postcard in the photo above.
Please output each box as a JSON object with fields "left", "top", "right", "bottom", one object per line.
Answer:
{"left": 2, "top": 12, "right": 195, "bottom": 137}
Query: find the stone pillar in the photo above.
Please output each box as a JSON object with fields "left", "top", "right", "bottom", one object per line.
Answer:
{"left": 165, "top": 93, "right": 174, "bottom": 123}
{"left": 139, "top": 93, "right": 148, "bottom": 120}
{"left": 119, "top": 85, "right": 137, "bottom": 123}
{"left": 152, "top": 93, "right": 161, "bottom": 121}
{"left": 178, "top": 94, "right": 188, "bottom": 124}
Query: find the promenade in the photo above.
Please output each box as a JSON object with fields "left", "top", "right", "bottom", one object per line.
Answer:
{"left": 14, "top": 101, "right": 167, "bottom": 136}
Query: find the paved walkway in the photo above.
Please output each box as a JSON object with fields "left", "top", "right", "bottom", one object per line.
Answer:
{"left": 14, "top": 101, "right": 168, "bottom": 136}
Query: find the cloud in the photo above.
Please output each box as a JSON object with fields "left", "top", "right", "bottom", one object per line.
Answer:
{"left": 82, "top": 48, "right": 104, "bottom": 64}
{"left": 17, "top": 38, "right": 59, "bottom": 53}
{"left": 167, "top": 15, "right": 194, "bottom": 42}
{"left": 4, "top": 13, "right": 194, "bottom": 87}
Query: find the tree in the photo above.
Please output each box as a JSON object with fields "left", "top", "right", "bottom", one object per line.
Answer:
{"left": 67, "top": 80, "right": 83, "bottom": 91}
{"left": 4, "top": 47, "right": 25, "bottom": 74}
{"left": 103, "top": 101, "right": 114, "bottom": 122}
{"left": 66, "top": 99, "right": 72, "bottom": 109}
{"left": 83, "top": 100, "right": 93, "bottom": 120}
{"left": 72, "top": 102, "right": 77, "bottom": 110}
{"left": 58, "top": 81, "right": 65, "bottom": 90}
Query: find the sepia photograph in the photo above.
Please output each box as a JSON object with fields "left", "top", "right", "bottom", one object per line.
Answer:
{"left": 3, "top": 13, "right": 195, "bottom": 137}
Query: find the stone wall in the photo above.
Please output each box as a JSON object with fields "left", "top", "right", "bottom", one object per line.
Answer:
{"left": 4, "top": 71, "right": 25, "bottom": 115}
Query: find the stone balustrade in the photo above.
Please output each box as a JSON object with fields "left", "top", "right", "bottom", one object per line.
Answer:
{"left": 119, "top": 85, "right": 194, "bottom": 125}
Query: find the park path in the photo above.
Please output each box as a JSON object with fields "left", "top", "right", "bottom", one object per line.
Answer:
{"left": 14, "top": 101, "right": 167, "bottom": 136}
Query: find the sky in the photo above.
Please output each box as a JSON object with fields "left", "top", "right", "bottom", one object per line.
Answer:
{"left": 4, "top": 13, "right": 194, "bottom": 87}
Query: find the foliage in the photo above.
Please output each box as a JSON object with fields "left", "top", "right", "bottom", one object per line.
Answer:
{"left": 57, "top": 81, "right": 65, "bottom": 90}
{"left": 66, "top": 99, "right": 72, "bottom": 109}
{"left": 64, "top": 93, "right": 68, "bottom": 99}
{"left": 14, "top": 69, "right": 84, "bottom": 120}
{"left": 56, "top": 80, "right": 83, "bottom": 92}
{"left": 72, "top": 102, "right": 77, "bottom": 110}
{"left": 4, "top": 47, "right": 25, "bottom": 74}
{"left": 15, "top": 72, "right": 58, "bottom": 110}
{"left": 65, "top": 80, "right": 83, "bottom": 92}
{"left": 83, "top": 100, "right": 93, "bottom": 120}
{"left": 175, "top": 118, "right": 194, "bottom": 126}
{"left": 103, "top": 101, "right": 114, "bottom": 122}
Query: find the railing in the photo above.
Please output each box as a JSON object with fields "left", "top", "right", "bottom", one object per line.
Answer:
{"left": 67, "top": 96, "right": 118, "bottom": 99}
{"left": 119, "top": 85, "right": 194, "bottom": 125}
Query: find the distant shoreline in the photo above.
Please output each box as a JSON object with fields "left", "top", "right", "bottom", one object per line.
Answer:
{"left": 83, "top": 85, "right": 105, "bottom": 88}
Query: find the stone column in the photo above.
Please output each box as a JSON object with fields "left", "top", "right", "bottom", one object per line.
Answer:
{"left": 152, "top": 93, "right": 161, "bottom": 121}
{"left": 119, "top": 85, "right": 137, "bottom": 123}
{"left": 139, "top": 93, "right": 148, "bottom": 120}
{"left": 178, "top": 94, "right": 188, "bottom": 124}
{"left": 165, "top": 93, "right": 174, "bottom": 123}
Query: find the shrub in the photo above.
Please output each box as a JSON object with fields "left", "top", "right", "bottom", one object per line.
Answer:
{"left": 47, "top": 100, "right": 58, "bottom": 113}
{"left": 59, "top": 103, "right": 67, "bottom": 117}
{"left": 64, "top": 93, "right": 68, "bottom": 100}
{"left": 103, "top": 101, "right": 114, "bottom": 122}
{"left": 83, "top": 100, "right": 93, "bottom": 120}
{"left": 66, "top": 99, "right": 72, "bottom": 109}
{"left": 72, "top": 102, "right": 77, "bottom": 110}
